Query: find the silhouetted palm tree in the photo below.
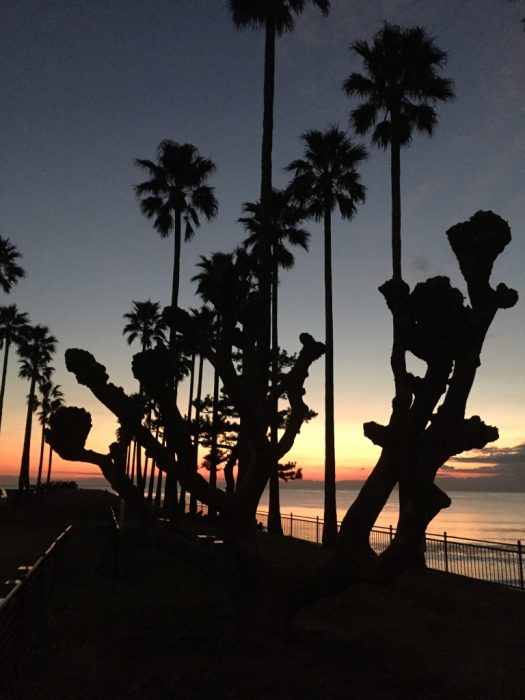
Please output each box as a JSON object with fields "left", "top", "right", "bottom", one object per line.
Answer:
{"left": 0, "top": 305, "right": 29, "bottom": 433}
{"left": 135, "top": 141, "right": 218, "bottom": 347}
{"left": 344, "top": 23, "right": 454, "bottom": 281}
{"left": 192, "top": 255, "right": 233, "bottom": 514}
{"left": 0, "top": 237, "right": 25, "bottom": 293}
{"left": 229, "top": 0, "right": 330, "bottom": 392}
{"left": 287, "top": 126, "right": 367, "bottom": 546}
{"left": 240, "top": 189, "right": 309, "bottom": 534}
{"left": 17, "top": 325, "right": 57, "bottom": 490}
{"left": 36, "top": 379, "right": 64, "bottom": 487}
{"left": 123, "top": 300, "right": 167, "bottom": 352}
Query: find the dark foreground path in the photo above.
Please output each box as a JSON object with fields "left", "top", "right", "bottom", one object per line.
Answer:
{"left": 1, "top": 489, "right": 524, "bottom": 699}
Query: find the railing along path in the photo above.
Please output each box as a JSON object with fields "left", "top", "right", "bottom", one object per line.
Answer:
{"left": 254, "top": 510, "right": 525, "bottom": 592}
{"left": 0, "top": 525, "right": 72, "bottom": 687}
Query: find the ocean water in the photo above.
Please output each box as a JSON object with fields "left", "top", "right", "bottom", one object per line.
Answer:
{"left": 2, "top": 475, "right": 524, "bottom": 545}
{"left": 258, "top": 486, "right": 525, "bottom": 545}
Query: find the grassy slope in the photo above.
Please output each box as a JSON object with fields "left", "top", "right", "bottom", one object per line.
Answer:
{"left": 1, "top": 489, "right": 524, "bottom": 699}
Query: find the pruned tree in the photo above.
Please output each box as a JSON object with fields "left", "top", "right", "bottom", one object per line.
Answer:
{"left": 47, "top": 211, "right": 517, "bottom": 628}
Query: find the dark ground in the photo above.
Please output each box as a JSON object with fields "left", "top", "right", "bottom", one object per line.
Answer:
{"left": 1, "top": 489, "right": 524, "bottom": 699}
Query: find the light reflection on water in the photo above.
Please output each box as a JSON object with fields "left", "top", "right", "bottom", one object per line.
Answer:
{"left": 258, "top": 487, "right": 525, "bottom": 544}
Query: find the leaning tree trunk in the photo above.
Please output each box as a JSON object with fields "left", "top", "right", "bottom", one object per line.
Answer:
{"left": 322, "top": 204, "right": 337, "bottom": 546}
{"left": 19, "top": 375, "right": 37, "bottom": 491}
{"left": 0, "top": 337, "right": 11, "bottom": 433}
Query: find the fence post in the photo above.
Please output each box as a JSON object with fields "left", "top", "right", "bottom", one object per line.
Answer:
{"left": 518, "top": 540, "right": 524, "bottom": 592}
{"left": 316, "top": 516, "right": 319, "bottom": 544}
{"left": 389, "top": 524, "right": 393, "bottom": 544}
{"left": 444, "top": 532, "right": 449, "bottom": 572}
{"left": 290, "top": 512, "right": 293, "bottom": 537}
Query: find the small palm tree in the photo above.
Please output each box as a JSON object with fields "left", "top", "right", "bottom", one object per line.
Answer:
{"left": 36, "top": 379, "right": 64, "bottom": 487}
{"left": 0, "top": 237, "right": 25, "bottom": 293}
{"left": 123, "top": 300, "right": 167, "bottom": 352}
{"left": 0, "top": 305, "right": 29, "bottom": 433}
{"left": 343, "top": 22, "right": 454, "bottom": 281}
{"left": 287, "top": 126, "right": 367, "bottom": 546}
{"left": 17, "top": 325, "right": 57, "bottom": 490}
{"left": 135, "top": 141, "right": 218, "bottom": 347}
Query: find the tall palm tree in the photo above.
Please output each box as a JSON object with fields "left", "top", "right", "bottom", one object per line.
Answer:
{"left": 135, "top": 141, "right": 218, "bottom": 348}
{"left": 287, "top": 126, "right": 367, "bottom": 546}
{"left": 123, "top": 300, "right": 167, "bottom": 352}
{"left": 0, "top": 305, "right": 29, "bottom": 433}
{"left": 229, "top": 0, "right": 330, "bottom": 397}
{"left": 17, "top": 325, "right": 57, "bottom": 490}
{"left": 239, "top": 189, "right": 309, "bottom": 534}
{"left": 343, "top": 23, "right": 454, "bottom": 281}
{"left": 0, "top": 237, "right": 25, "bottom": 293}
{"left": 36, "top": 379, "right": 64, "bottom": 487}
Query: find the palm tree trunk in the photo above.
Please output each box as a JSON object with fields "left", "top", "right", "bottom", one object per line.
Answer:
{"left": 19, "top": 375, "right": 37, "bottom": 491}
{"left": 208, "top": 366, "right": 220, "bottom": 520}
{"left": 155, "top": 467, "right": 163, "bottom": 507}
{"left": 170, "top": 210, "right": 182, "bottom": 349}
{"left": 390, "top": 116, "right": 402, "bottom": 282}
{"left": 0, "top": 338, "right": 11, "bottom": 433}
{"left": 268, "top": 254, "right": 283, "bottom": 535}
{"left": 46, "top": 445, "right": 53, "bottom": 485}
{"left": 190, "top": 354, "right": 204, "bottom": 516}
{"left": 179, "top": 354, "right": 196, "bottom": 512}
{"left": 323, "top": 204, "right": 337, "bottom": 546}
{"left": 256, "top": 20, "right": 276, "bottom": 395}
{"left": 37, "top": 419, "right": 46, "bottom": 488}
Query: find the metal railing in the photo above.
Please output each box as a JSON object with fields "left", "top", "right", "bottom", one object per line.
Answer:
{"left": 255, "top": 510, "right": 525, "bottom": 592}
{"left": 0, "top": 525, "right": 72, "bottom": 689}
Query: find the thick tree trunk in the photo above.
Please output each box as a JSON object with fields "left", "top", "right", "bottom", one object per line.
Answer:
{"left": 322, "top": 205, "right": 337, "bottom": 546}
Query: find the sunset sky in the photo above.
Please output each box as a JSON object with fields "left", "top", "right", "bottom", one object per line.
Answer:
{"left": 1, "top": 1, "right": 524, "bottom": 489}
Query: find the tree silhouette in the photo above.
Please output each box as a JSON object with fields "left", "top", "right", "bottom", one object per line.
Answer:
{"left": 229, "top": 0, "right": 330, "bottom": 398}
{"left": 135, "top": 141, "right": 218, "bottom": 347}
{"left": 287, "top": 126, "right": 367, "bottom": 545}
{"left": 49, "top": 211, "right": 517, "bottom": 628}
{"left": 240, "top": 189, "right": 309, "bottom": 533}
{"left": 0, "top": 305, "right": 29, "bottom": 434}
{"left": 0, "top": 237, "right": 25, "bottom": 293}
{"left": 344, "top": 23, "right": 454, "bottom": 281}
{"left": 123, "top": 300, "right": 167, "bottom": 352}
{"left": 17, "top": 325, "right": 57, "bottom": 490}
{"left": 36, "top": 379, "right": 64, "bottom": 487}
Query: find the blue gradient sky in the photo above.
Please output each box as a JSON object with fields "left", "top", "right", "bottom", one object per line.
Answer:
{"left": 1, "top": 0, "right": 524, "bottom": 485}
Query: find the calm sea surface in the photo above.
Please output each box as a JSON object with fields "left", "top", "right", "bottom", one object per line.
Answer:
{"left": 258, "top": 486, "right": 525, "bottom": 544}
{"left": 2, "top": 476, "right": 523, "bottom": 545}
